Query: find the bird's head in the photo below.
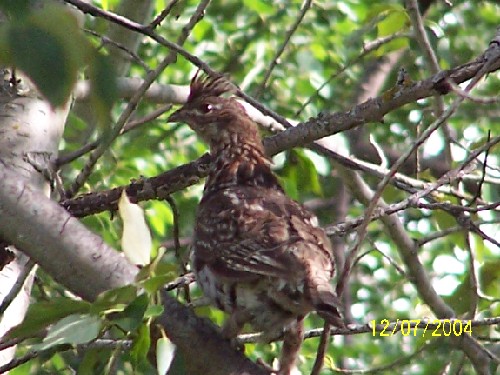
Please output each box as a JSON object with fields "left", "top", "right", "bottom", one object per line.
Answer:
{"left": 169, "top": 73, "right": 261, "bottom": 150}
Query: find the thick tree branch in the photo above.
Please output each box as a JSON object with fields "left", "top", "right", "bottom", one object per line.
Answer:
{"left": 0, "top": 167, "right": 137, "bottom": 301}
{"left": 264, "top": 48, "right": 500, "bottom": 155}
{"left": 61, "top": 43, "right": 500, "bottom": 217}
{"left": 159, "top": 290, "right": 269, "bottom": 375}
{"left": 61, "top": 154, "right": 211, "bottom": 217}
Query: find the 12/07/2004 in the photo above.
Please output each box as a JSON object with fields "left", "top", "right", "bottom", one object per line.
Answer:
{"left": 371, "top": 319, "right": 472, "bottom": 337}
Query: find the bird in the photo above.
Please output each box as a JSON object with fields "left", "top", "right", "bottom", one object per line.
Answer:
{"left": 169, "top": 73, "right": 344, "bottom": 374}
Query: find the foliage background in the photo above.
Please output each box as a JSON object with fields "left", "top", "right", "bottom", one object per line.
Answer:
{"left": 0, "top": 0, "right": 498, "bottom": 374}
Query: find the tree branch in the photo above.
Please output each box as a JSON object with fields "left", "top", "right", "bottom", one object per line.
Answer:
{"left": 0, "top": 168, "right": 137, "bottom": 301}
{"left": 61, "top": 41, "right": 500, "bottom": 217}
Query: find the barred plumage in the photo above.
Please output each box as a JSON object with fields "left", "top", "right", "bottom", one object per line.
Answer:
{"left": 169, "top": 73, "right": 343, "bottom": 374}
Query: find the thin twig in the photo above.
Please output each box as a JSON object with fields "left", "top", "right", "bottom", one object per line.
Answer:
{"left": 295, "top": 31, "right": 409, "bottom": 116}
{"left": 406, "top": 0, "right": 439, "bottom": 72}
{"left": 149, "top": 0, "right": 181, "bottom": 29}
{"left": 406, "top": 0, "right": 450, "bottom": 165}
{"left": 329, "top": 343, "right": 429, "bottom": 374}
{"left": 353, "top": 245, "right": 406, "bottom": 277}
{"left": 467, "top": 130, "right": 491, "bottom": 206}
{"left": 0, "top": 336, "right": 24, "bottom": 352}
{"left": 468, "top": 221, "right": 500, "bottom": 248}
{"left": 164, "top": 196, "right": 184, "bottom": 273}
{"left": 448, "top": 81, "right": 500, "bottom": 104}
{"left": 255, "top": 0, "right": 312, "bottom": 97}
{"left": 0, "top": 348, "right": 41, "bottom": 374}
{"left": 65, "top": 0, "right": 211, "bottom": 197}
{"left": 237, "top": 317, "right": 500, "bottom": 344}
{"left": 338, "top": 59, "right": 495, "bottom": 296}
{"left": 0, "top": 339, "right": 132, "bottom": 374}
{"left": 84, "top": 28, "right": 150, "bottom": 71}
{"left": 164, "top": 272, "right": 196, "bottom": 292}
{"left": 165, "top": 196, "right": 190, "bottom": 303}
{"left": 122, "top": 104, "right": 172, "bottom": 133}
{"left": 311, "top": 322, "right": 330, "bottom": 375}
{"left": 57, "top": 104, "right": 173, "bottom": 167}
{"left": 60, "top": 136, "right": 500, "bottom": 219}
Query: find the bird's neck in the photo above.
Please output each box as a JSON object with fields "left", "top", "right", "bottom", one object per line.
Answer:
{"left": 204, "top": 135, "right": 283, "bottom": 194}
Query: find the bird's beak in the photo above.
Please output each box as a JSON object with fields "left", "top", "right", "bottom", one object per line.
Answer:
{"left": 168, "top": 108, "right": 184, "bottom": 123}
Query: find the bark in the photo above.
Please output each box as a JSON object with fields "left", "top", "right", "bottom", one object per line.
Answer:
{"left": 0, "top": 70, "right": 69, "bottom": 366}
{"left": 0, "top": 0, "right": 83, "bottom": 365}
{"left": 0, "top": 167, "right": 138, "bottom": 301}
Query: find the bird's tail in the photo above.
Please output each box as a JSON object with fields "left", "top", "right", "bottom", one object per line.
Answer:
{"left": 311, "top": 282, "right": 345, "bottom": 328}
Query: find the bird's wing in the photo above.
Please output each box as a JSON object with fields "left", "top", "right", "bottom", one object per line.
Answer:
{"left": 192, "top": 187, "right": 333, "bottom": 283}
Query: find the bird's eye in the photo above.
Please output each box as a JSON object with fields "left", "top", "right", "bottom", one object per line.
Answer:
{"left": 201, "top": 103, "right": 213, "bottom": 113}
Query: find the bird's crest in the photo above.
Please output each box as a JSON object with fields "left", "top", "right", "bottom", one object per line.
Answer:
{"left": 188, "top": 72, "right": 235, "bottom": 102}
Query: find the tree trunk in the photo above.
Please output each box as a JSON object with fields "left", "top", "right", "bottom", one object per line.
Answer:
{"left": 0, "top": 71, "right": 70, "bottom": 367}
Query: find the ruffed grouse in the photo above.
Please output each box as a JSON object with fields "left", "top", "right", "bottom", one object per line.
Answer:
{"left": 169, "top": 74, "right": 343, "bottom": 374}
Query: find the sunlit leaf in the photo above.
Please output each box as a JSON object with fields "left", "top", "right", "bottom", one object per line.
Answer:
{"left": 145, "top": 304, "right": 164, "bottom": 319}
{"left": 118, "top": 190, "right": 152, "bottom": 266}
{"left": 377, "top": 10, "right": 409, "bottom": 37}
{"left": 142, "top": 274, "right": 177, "bottom": 294}
{"left": 157, "top": 336, "right": 176, "bottom": 375}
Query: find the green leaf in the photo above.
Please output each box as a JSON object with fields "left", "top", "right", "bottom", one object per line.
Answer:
{"left": 479, "top": 260, "right": 500, "bottom": 298}
{"left": 443, "top": 272, "right": 471, "bottom": 315}
{"left": 296, "top": 151, "right": 323, "bottom": 196}
{"left": 142, "top": 274, "right": 177, "bottom": 294}
{"left": 32, "top": 314, "right": 102, "bottom": 351}
{"left": 145, "top": 304, "right": 164, "bottom": 319}
{"left": 377, "top": 10, "right": 409, "bottom": 37}
{"left": 381, "top": 185, "right": 401, "bottom": 203}
{"left": 242, "top": 0, "right": 274, "bottom": 15}
{"left": 377, "top": 37, "right": 409, "bottom": 55}
{"left": 5, "top": 298, "right": 90, "bottom": 340}
{"left": 130, "top": 324, "right": 151, "bottom": 370}
{"left": 280, "top": 160, "right": 298, "bottom": 200}
{"left": 91, "top": 285, "right": 138, "bottom": 315}
{"left": 0, "top": 0, "right": 31, "bottom": 19}
{"left": 112, "top": 293, "right": 150, "bottom": 332}
{"left": 89, "top": 51, "right": 118, "bottom": 125}
{"left": 434, "top": 210, "right": 456, "bottom": 231}
{"left": 135, "top": 251, "right": 177, "bottom": 284}
{"left": 1, "top": 4, "right": 89, "bottom": 106}
{"left": 279, "top": 150, "right": 323, "bottom": 199}
{"left": 8, "top": 24, "right": 69, "bottom": 106}
{"left": 78, "top": 347, "right": 110, "bottom": 375}
{"left": 365, "top": 3, "right": 406, "bottom": 21}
